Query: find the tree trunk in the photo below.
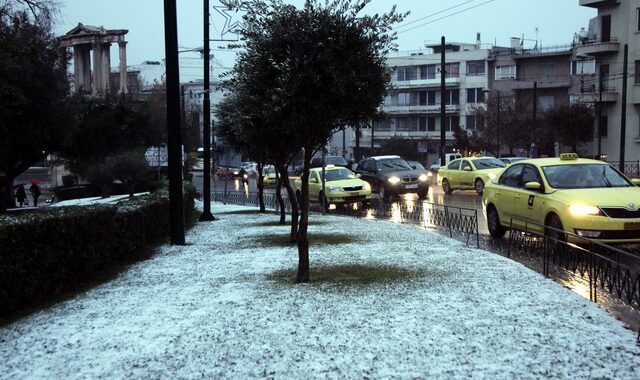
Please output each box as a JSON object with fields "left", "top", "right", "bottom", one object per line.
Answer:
{"left": 257, "top": 162, "right": 265, "bottom": 213}
{"left": 296, "top": 148, "right": 312, "bottom": 283}
{"left": 280, "top": 168, "right": 299, "bottom": 243}
{"left": 274, "top": 168, "right": 285, "bottom": 224}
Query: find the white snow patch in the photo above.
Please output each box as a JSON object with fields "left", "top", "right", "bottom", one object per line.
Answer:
{"left": 0, "top": 202, "right": 638, "bottom": 379}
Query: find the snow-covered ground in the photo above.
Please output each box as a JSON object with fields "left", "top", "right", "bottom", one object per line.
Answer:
{"left": 1, "top": 202, "right": 639, "bottom": 379}
{"left": 50, "top": 192, "right": 150, "bottom": 207}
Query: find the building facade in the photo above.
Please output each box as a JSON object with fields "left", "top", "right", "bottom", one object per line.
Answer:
{"left": 575, "top": 0, "right": 640, "bottom": 166}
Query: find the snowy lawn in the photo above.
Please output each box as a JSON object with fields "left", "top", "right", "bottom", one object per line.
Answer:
{"left": 0, "top": 202, "right": 639, "bottom": 379}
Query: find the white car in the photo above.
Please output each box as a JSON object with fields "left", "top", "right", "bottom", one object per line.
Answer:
{"left": 240, "top": 162, "right": 258, "bottom": 176}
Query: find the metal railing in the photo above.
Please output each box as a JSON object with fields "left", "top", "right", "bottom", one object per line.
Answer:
{"left": 507, "top": 218, "right": 640, "bottom": 332}
{"left": 607, "top": 161, "right": 640, "bottom": 177}
{"left": 212, "top": 191, "right": 479, "bottom": 247}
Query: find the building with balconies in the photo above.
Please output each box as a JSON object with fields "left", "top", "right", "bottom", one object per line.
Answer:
{"left": 576, "top": 0, "right": 640, "bottom": 164}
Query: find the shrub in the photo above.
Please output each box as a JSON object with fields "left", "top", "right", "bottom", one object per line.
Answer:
{"left": 0, "top": 183, "right": 197, "bottom": 319}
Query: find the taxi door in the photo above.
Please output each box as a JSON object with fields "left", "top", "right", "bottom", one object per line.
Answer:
{"left": 493, "top": 164, "right": 524, "bottom": 226}
{"left": 445, "top": 159, "right": 462, "bottom": 187}
{"left": 458, "top": 160, "right": 474, "bottom": 189}
{"left": 512, "top": 164, "right": 546, "bottom": 233}
{"left": 308, "top": 171, "right": 322, "bottom": 201}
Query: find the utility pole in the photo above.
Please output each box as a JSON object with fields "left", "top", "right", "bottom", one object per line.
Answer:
{"left": 531, "top": 82, "right": 537, "bottom": 157}
{"left": 619, "top": 43, "right": 628, "bottom": 173}
{"left": 598, "top": 76, "right": 603, "bottom": 159}
{"left": 496, "top": 90, "right": 500, "bottom": 158}
{"left": 439, "top": 36, "right": 446, "bottom": 166}
{"left": 370, "top": 122, "right": 375, "bottom": 154}
{"left": 181, "top": 84, "right": 190, "bottom": 180}
{"left": 199, "top": 0, "right": 215, "bottom": 221}
{"left": 163, "top": 0, "right": 185, "bottom": 245}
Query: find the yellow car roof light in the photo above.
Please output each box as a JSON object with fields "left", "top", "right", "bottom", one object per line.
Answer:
{"left": 560, "top": 153, "right": 578, "bottom": 161}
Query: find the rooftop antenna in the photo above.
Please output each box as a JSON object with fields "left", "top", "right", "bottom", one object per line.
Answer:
{"left": 535, "top": 27, "right": 539, "bottom": 50}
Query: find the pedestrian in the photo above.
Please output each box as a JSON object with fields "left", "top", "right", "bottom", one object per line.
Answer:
{"left": 29, "top": 182, "right": 41, "bottom": 207}
{"left": 15, "top": 184, "right": 26, "bottom": 207}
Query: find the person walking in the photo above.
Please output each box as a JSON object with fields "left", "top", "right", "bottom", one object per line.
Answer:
{"left": 29, "top": 182, "right": 41, "bottom": 207}
{"left": 15, "top": 184, "right": 26, "bottom": 207}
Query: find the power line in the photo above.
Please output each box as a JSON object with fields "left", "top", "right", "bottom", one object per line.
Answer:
{"left": 397, "top": 0, "right": 497, "bottom": 35}
{"left": 394, "top": 0, "right": 478, "bottom": 30}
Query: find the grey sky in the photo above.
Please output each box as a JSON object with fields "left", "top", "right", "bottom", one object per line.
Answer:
{"left": 56, "top": 0, "right": 596, "bottom": 79}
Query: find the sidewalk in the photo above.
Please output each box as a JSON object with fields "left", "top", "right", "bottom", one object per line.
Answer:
{"left": 0, "top": 202, "right": 638, "bottom": 378}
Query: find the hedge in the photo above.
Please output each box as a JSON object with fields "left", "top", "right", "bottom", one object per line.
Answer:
{"left": 0, "top": 183, "right": 198, "bottom": 319}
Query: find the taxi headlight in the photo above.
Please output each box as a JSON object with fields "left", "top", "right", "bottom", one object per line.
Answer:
{"left": 362, "top": 181, "right": 371, "bottom": 190}
{"left": 488, "top": 173, "right": 497, "bottom": 180}
{"left": 569, "top": 205, "right": 602, "bottom": 216}
{"left": 388, "top": 176, "right": 401, "bottom": 185}
{"left": 418, "top": 174, "right": 429, "bottom": 182}
{"left": 327, "top": 186, "right": 341, "bottom": 193}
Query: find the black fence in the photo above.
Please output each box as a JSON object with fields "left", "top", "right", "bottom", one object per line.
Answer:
{"left": 507, "top": 217, "right": 640, "bottom": 340}
{"left": 212, "top": 191, "right": 479, "bottom": 247}
{"left": 608, "top": 161, "right": 640, "bottom": 177}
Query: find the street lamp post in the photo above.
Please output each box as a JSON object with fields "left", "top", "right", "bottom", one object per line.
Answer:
{"left": 199, "top": 0, "right": 215, "bottom": 221}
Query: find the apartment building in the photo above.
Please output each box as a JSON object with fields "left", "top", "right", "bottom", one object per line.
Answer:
{"left": 327, "top": 40, "right": 491, "bottom": 165}
{"left": 575, "top": 0, "right": 640, "bottom": 165}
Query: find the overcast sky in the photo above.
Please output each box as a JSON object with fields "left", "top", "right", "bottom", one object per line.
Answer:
{"left": 55, "top": 0, "right": 596, "bottom": 79}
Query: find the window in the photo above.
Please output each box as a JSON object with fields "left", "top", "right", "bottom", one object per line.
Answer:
{"left": 461, "top": 160, "right": 472, "bottom": 171}
{"left": 521, "top": 165, "right": 542, "bottom": 188}
{"left": 466, "top": 115, "right": 476, "bottom": 130}
{"left": 466, "top": 88, "right": 485, "bottom": 103}
{"left": 637, "top": 8, "right": 640, "bottom": 32}
{"left": 495, "top": 65, "right": 516, "bottom": 80}
{"left": 383, "top": 95, "right": 393, "bottom": 106}
{"left": 427, "top": 90, "right": 436, "bottom": 105}
{"left": 397, "top": 66, "right": 417, "bottom": 81}
{"left": 467, "top": 60, "right": 485, "bottom": 75}
{"left": 448, "top": 160, "right": 461, "bottom": 170}
{"left": 600, "top": 116, "right": 608, "bottom": 137}
{"left": 418, "top": 117, "right": 427, "bottom": 132}
{"left": 444, "top": 89, "right": 460, "bottom": 105}
{"left": 571, "top": 59, "right": 595, "bottom": 75}
{"left": 538, "top": 96, "right": 554, "bottom": 111}
{"left": 447, "top": 116, "right": 460, "bottom": 131}
{"left": 396, "top": 117, "right": 417, "bottom": 131}
{"left": 500, "top": 165, "right": 523, "bottom": 188}
{"left": 397, "top": 92, "right": 411, "bottom": 106}
{"left": 374, "top": 119, "right": 391, "bottom": 131}
{"left": 418, "top": 91, "right": 427, "bottom": 106}
{"left": 420, "top": 64, "right": 436, "bottom": 79}
{"left": 445, "top": 63, "right": 460, "bottom": 78}
{"left": 541, "top": 63, "right": 555, "bottom": 79}
{"left": 635, "top": 61, "right": 640, "bottom": 85}
{"left": 427, "top": 117, "right": 436, "bottom": 131}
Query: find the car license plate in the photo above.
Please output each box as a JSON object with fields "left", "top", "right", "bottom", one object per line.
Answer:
{"left": 624, "top": 222, "right": 640, "bottom": 230}
{"left": 405, "top": 184, "right": 418, "bottom": 189}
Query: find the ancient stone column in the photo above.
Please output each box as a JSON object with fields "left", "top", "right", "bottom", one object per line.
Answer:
{"left": 81, "top": 45, "right": 92, "bottom": 93}
{"left": 118, "top": 41, "right": 128, "bottom": 93}
{"left": 92, "top": 41, "right": 102, "bottom": 94}
{"left": 101, "top": 43, "right": 111, "bottom": 92}
{"left": 73, "top": 46, "right": 82, "bottom": 92}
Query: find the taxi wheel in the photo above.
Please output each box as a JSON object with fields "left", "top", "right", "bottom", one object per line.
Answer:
{"left": 487, "top": 205, "right": 506, "bottom": 238}
{"left": 442, "top": 179, "right": 453, "bottom": 194}
{"left": 545, "top": 214, "right": 566, "bottom": 242}
{"left": 475, "top": 179, "right": 485, "bottom": 195}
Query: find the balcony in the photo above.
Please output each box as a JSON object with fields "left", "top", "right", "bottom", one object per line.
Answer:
{"left": 570, "top": 86, "right": 618, "bottom": 103}
{"left": 383, "top": 104, "right": 460, "bottom": 114}
{"left": 579, "top": 0, "right": 618, "bottom": 8}
{"left": 512, "top": 78, "right": 571, "bottom": 90}
{"left": 392, "top": 77, "right": 461, "bottom": 89}
{"left": 575, "top": 38, "right": 619, "bottom": 56}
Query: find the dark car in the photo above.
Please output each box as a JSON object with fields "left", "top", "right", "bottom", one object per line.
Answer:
{"left": 355, "top": 155, "right": 430, "bottom": 200}
{"left": 406, "top": 160, "right": 435, "bottom": 186}
{"left": 310, "top": 156, "right": 348, "bottom": 168}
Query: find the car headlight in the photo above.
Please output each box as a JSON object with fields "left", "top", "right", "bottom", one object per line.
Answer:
{"left": 362, "top": 181, "right": 371, "bottom": 190}
{"left": 388, "top": 176, "right": 401, "bottom": 185}
{"left": 327, "top": 186, "right": 341, "bottom": 193}
{"left": 418, "top": 174, "right": 429, "bottom": 182}
{"left": 569, "top": 205, "right": 602, "bottom": 216}
{"left": 488, "top": 173, "right": 497, "bottom": 180}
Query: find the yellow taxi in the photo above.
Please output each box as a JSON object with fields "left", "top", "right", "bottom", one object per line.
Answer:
{"left": 437, "top": 156, "right": 506, "bottom": 195}
{"left": 482, "top": 153, "right": 640, "bottom": 244}
{"left": 294, "top": 166, "right": 371, "bottom": 206}
{"left": 262, "top": 165, "right": 278, "bottom": 186}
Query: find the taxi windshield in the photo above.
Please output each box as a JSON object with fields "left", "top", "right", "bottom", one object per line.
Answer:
{"left": 472, "top": 158, "right": 506, "bottom": 169}
{"left": 320, "top": 168, "right": 357, "bottom": 181}
{"left": 542, "top": 164, "right": 632, "bottom": 189}
{"left": 376, "top": 158, "right": 412, "bottom": 171}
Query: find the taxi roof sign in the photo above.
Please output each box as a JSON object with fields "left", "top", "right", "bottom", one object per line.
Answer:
{"left": 559, "top": 153, "right": 578, "bottom": 160}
